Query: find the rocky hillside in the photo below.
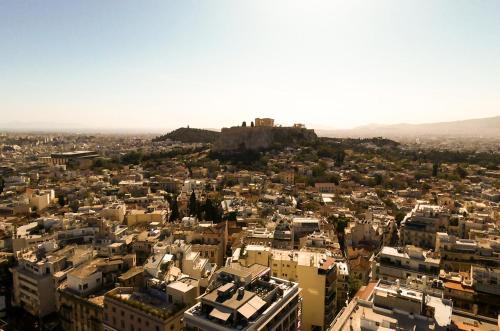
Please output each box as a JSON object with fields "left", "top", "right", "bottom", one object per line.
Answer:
{"left": 153, "top": 127, "right": 220, "bottom": 144}
{"left": 212, "top": 126, "right": 317, "bottom": 152}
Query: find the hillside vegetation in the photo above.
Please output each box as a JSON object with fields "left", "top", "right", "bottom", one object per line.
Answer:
{"left": 153, "top": 127, "right": 220, "bottom": 144}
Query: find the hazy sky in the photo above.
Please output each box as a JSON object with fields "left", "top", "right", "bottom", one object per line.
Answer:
{"left": 1, "top": 0, "right": 499, "bottom": 131}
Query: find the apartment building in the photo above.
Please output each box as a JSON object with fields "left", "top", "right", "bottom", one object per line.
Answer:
{"left": 184, "top": 264, "right": 300, "bottom": 331}
{"left": 400, "top": 204, "right": 450, "bottom": 249}
{"left": 126, "top": 209, "right": 167, "bottom": 226}
{"left": 336, "top": 262, "right": 349, "bottom": 311}
{"left": 292, "top": 218, "right": 320, "bottom": 245}
{"left": 327, "top": 280, "right": 453, "bottom": 331}
{"left": 239, "top": 245, "right": 337, "bottom": 331}
{"left": 372, "top": 246, "right": 441, "bottom": 285}
{"left": 58, "top": 285, "right": 104, "bottom": 331}
{"left": 103, "top": 278, "right": 198, "bottom": 331}
{"left": 436, "top": 233, "right": 500, "bottom": 271}
{"left": 11, "top": 243, "right": 92, "bottom": 317}
{"left": 472, "top": 266, "right": 500, "bottom": 295}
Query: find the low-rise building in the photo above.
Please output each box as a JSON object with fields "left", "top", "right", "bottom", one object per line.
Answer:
{"left": 327, "top": 280, "right": 453, "bottom": 331}
{"left": 103, "top": 278, "right": 198, "bottom": 331}
{"left": 372, "top": 246, "right": 441, "bottom": 285}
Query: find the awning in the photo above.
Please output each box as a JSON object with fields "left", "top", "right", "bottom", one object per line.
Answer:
{"left": 238, "top": 296, "right": 266, "bottom": 319}
{"left": 209, "top": 307, "right": 231, "bottom": 322}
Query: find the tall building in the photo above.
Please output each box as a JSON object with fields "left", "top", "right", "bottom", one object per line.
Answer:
{"left": 184, "top": 264, "right": 301, "bottom": 331}
{"left": 238, "top": 245, "right": 337, "bottom": 331}
{"left": 11, "top": 242, "right": 92, "bottom": 317}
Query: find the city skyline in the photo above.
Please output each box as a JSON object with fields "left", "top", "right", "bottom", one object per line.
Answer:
{"left": 1, "top": 0, "right": 500, "bottom": 130}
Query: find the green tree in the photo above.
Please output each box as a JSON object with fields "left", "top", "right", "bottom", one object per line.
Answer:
{"left": 188, "top": 191, "right": 197, "bottom": 216}
{"left": 348, "top": 275, "right": 363, "bottom": 297}
{"left": 58, "top": 195, "right": 65, "bottom": 207}
{"left": 395, "top": 211, "right": 406, "bottom": 226}
{"left": 203, "top": 198, "right": 222, "bottom": 222}
{"left": 432, "top": 162, "right": 439, "bottom": 177}
{"left": 169, "top": 198, "right": 180, "bottom": 222}
{"left": 335, "top": 150, "right": 346, "bottom": 166}
{"left": 373, "top": 173, "right": 383, "bottom": 186}
{"left": 455, "top": 166, "right": 468, "bottom": 179}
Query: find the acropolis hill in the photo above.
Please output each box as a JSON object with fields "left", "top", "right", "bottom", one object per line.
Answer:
{"left": 212, "top": 119, "right": 317, "bottom": 152}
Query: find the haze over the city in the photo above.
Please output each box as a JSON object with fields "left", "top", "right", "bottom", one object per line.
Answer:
{"left": 1, "top": 0, "right": 499, "bottom": 131}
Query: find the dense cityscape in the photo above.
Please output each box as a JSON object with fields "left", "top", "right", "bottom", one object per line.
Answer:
{"left": 0, "top": 118, "right": 499, "bottom": 331}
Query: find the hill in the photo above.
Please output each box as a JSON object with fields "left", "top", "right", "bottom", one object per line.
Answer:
{"left": 212, "top": 126, "right": 317, "bottom": 152}
{"left": 319, "top": 115, "right": 500, "bottom": 138}
{"left": 153, "top": 127, "right": 220, "bottom": 144}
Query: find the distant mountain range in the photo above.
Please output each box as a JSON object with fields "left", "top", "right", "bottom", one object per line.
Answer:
{"left": 317, "top": 115, "right": 500, "bottom": 138}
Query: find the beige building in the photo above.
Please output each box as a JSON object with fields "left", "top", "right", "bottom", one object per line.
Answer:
{"left": 239, "top": 245, "right": 337, "bottom": 331}
{"left": 400, "top": 204, "right": 450, "bottom": 249}
{"left": 101, "top": 203, "right": 127, "bottom": 223}
{"left": 126, "top": 209, "right": 167, "bottom": 226}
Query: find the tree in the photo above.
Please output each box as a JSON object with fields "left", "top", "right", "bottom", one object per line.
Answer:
{"left": 188, "top": 191, "right": 197, "bottom": 216}
{"left": 169, "top": 198, "right": 180, "bottom": 222}
{"left": 395, "top": 211, "right": 406, "bottom": 226}
{"left": 203, "top": 198, "right": 222, "bottom": 222}
{"left": 373, "top": 173, "right": 383, "bottom": 186}
{"left": 335, "top": 150, "right": 346, "bottom": 166}
{"left": 69, "top": 200, "right": 80, "bottom": 213}
{"left": 348, "top": 275, "right": 363, "bottom": 297}
{"left": 455, "top": 166, "right": 468, "bottom": 179}
{"left": 242, "top": 121, "right": 247, "bottom": 127}
{"left": 58, "top": 196, "right": 65, "bottom": 207}
{"left": 251, "top": 121, "right": 254, "bottom": 127}
{"left": 432, "top": 162, "right": 439, "bottom": 177}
